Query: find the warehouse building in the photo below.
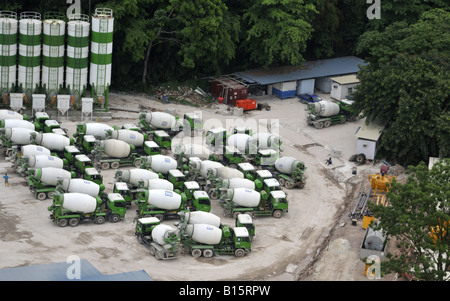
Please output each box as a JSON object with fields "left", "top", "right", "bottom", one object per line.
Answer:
{"left": 233, "top": 56, "right": 366, "bottom": 99}
{"left": 330, "top": 74, "right": 360, "bottom": 100}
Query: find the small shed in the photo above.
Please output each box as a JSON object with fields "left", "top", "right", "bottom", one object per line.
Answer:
{"left": 330, "top": 74, "right": 360, "bottom": 100}
{"left": 355, "top": 123, "right": 384, "bottom": 161}
{"left": 210, "top": 76, "right": 248, "bottom": 105}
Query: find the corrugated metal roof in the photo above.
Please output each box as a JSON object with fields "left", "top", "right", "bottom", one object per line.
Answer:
{"left": 329, "top": 74, "right": 360, "bottom": 85}
{"left": 234, "top": 56, "right": 367, "bottom": 85}
{"left": 0, "top": 259, "right": 153, "bottom": 281}
{"left": 355, "top": 123, "right": 384, "bottom": 141}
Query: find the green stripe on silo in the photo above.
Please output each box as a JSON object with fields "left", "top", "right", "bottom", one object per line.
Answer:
{"left": 43, "top": 34, "right": 64, "bottom": 46}
{"left": 0, "top": 55, "right": 16, "bottom": 67}
{"left": 0, "top": 33, "right": 17, "bottom": 45}
{"left": 18, "top": 55, "right": 40, "bottom": 67}
{"left": 90, "top": 31, "right": 113, "bottom": 44}
{"left": 66, "top": 56, "right": 89, "bottom": 68}
{"left": 67, "top": 35, "right": 89, "bottom": 47}
{"left": 19, "top": 34, "right": 41, "bottom": 46}
{"left": 42, "top": 55, "right": 64, "bottom": 67}
{"left": 90, "top": 53, "right": 112, "bottom": 65}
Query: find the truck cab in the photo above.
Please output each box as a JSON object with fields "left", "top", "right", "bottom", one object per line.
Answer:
{"left": 205, "top": 127, "right": 227, "bottom": 150}
{"left": 238, "top": 162, "right": 256, "bottom": 181}
{"left": 113, "top": 182, "right": 133, "bottom": 206}
{"left": 153, "top": 130, "right": 171, "bottom": 154}
{"left": 44, "top": 119, "right": 66, "bottom": 136}
{"left": 81, "top": 135, "right": 97, "bottom": 154}
{"left": 222, "top": 145, "right": 244, "bottom": 168}
{"left": 254, "top": 169, "right": 273, "bottom": 191}
{"left": 84, "top": 167, "right": 103, "bottom": 185}
{"left": 73, "top": 154, "right": 93, "bottom": 177}
{"left": 253, "top": 149, "right": 279, "bottom": 167}
{"left": 64, "top": 145, "right": 81, "bottom": 165}
{"left": 104, "top": 193, "right": 127, "bottom": 222}
{"left": 33, "top": 112, "right": 49, "bottom": 132}
{"left": 191, "top": 190, "right": 211, "bottom": 212}
{"left": 183, "top": 113, "right": 202, "bottom": 136}
{"left": 235, "top": 213, "right": 255, "bottom": 238}
{"left": 267, "top": 190, "right": 288, "bottom": 218}
{"left": 144, "top": 140, "right": 161, "bottom": 156}
{"left": 167, "top": 169, "right": 185, "bottom": 190}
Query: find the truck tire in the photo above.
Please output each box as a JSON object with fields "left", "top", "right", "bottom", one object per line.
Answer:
{"left": 101, "top": 162, "right": 110, "bottom": 170}
{"left": 36, "top": 192, "right": 47, "bottom": 201}
{"left": 58, "top": 219, "right": 68, "bottom": 227}
{"left": 209, "top": 190, "right": 219, "bottom": 200}
{"left": 324, "top": 120, "right": 332, "bottom": 128}
{"left": 278, "top": 178, "right": 286, "bottom": 187}
{"left": 47, "top": 191, "right": 57, "bottom": 199}
{"left": 235, "top": 249, "right": 245, "bottom": 257}
{"left": 111, "top": 162, "right": 120, "bottom": 169}
{"left": 95, "top": 216, "right": 106, "bottom": 224}
{"left": 315, "top": 122, "right": 324, "bottom": 129}
{"left": 356, "top": 154, "right": 366, "bottom": 163}
{"left": 203, "top": 249, "right": 214, "bottom": 258}
{"left": 110, "top": 214, "right": 120, "bottom": 223}
{"left": 69, "top": 218, "right": 79, "bottom": 227}
{"left": 191, "top": 249, "right": 202, "bottom": 258}
{"left": 134, "top": 159, "right": 142, "bottom": 167}
{"left": 284, "top": 181, "right": 294, "bottom": 189}
{"left": 272, "top": 210, "right": 282, "bottom": 218}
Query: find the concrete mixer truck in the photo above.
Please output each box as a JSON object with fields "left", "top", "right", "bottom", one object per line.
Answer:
{"left": 138, "top": 111, "right": 182, "bottom": 137}
{"left": 269, "top": 156, "right": 307, "bottom": 189}
{"left": 17, "top": 154, "right": 68, "bottom": 177}
{"left": 221, "top": 187, "right": 288, "bottom": 218}
{"left": 176, "top": 181, "right": 211, "bottom": 213}
{"left": 0, "top": 127, "right": 38, "bottom": 156}
{"left": 179, "top": 223, "right": 251, "bottom": 258}
{"left": 106, "top": 129, "right": 147, "bottom": 154}
{"left": 135, "top": 189, "right": 209, "bottom": 221}
{"left": 73, "top": 122, "right": 116, "bottom": 146}
{"left": 306, "top": 99, "right": 357, "bottom": 129}
{"left": 56, "top": 178, "right": 106, "bottom": 199}
{"left": 28, "top": 167, "right": 76, "bottom": 200}
{"left": 91, "top": 139, "right": 143, "bottom": 170}
{"left": 31, "top": 132, "right": 74, "bottom": 157}
{"left": 48, "top": 192, "right": 127, "bottom": 227}
{"left": 135, "top": 217, "right": 180, "bottom": 260}
{"left": 209, "top": 177, "right": 256, "bottom": 200}
{"left": 139, "top": 154, "right": 177, "bottom": 177}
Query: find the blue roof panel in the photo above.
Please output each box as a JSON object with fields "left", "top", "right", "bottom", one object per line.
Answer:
{"left": 234, "top": 56, "right": 367, "bottom": 85}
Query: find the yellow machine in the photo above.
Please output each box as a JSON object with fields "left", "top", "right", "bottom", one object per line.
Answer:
{"left": 368, "top": 169, "right": 396, "bottom": 196}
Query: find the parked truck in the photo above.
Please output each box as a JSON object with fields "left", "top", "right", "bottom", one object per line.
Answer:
{"left": 135, "top": 189, "right": 189, "bottom": 220}
{"left": 182, "top": 112, "right": 202, "bottom": 136}
{"left": 221, "top": 187, "right": 288, "bottom": 218}
{"left": 31, "top": 132, "right": 73, "bottom": 156}
{"left": 270, "top": 156, "right": 307, "bottom": 189}
{"left": 91, "top": 139, "right": 143, "bottom": 169}
{"left": 0, "top": 109, "right": 29, "bottom": 121}
{"left": 306, "top": 99, "right": 357, "bottom": 129}
{"left": 0, "top": 118, "right": 35, "bottom": 131}
{"left": 57, "top": 178, "right": 105, "bottom": 198}
{"left": 179, "top": 223, "right": 251, "bottom": 258}
{"left": 106, "top": 129, "right": 147, "bottom": 153}
{"left": 0, "top": 127, "right": 37, "bottom": 156}
{"left": 73, "top": 122, "right": 115, "bottom": 145}
{"left": 48, "top": 192, "right": 126, "bottom": 227}
{"left": 140, "top": 154, "right": 177, "bottom": 176}
{"left": 18, "top": 154, "right": 67, "bottom": 177}
{"left": 138, "top": 111, "right": 182, "bottom": 137}
{"left": 28, "top": 167, "right": 75, "bottom": 200}
{"left": 135, "top": 217, "right": 180, "bottom": 260}
{"left": 209, "top": 177, "right": 255, "bottom": 200}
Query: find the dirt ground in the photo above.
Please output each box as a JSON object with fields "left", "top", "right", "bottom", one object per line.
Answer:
{"left": 0, "top": 91, "right": 405, "bottom": 282}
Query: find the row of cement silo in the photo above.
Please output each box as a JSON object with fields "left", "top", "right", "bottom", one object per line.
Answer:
{"left": 0, "top": 8, "right": 113, "bottom": 109}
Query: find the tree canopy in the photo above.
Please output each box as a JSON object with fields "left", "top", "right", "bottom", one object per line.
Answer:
{"left": 369, "top": 159, "right": 450, "bottom": 281}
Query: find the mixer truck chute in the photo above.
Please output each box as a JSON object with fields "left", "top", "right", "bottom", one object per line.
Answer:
{"left": 135, "top": 217, "right": 180, "bottom": 260}
{"left": 48, "top": 192, "right": 127, "bottom": 227}
{"left": 306, "top": 99, "right": 357, "bottom": 129}
{"left": 180, "top": 224, "right": 251, "bottom": 258}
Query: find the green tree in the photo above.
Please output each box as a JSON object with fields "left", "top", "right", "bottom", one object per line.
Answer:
{"left": 354, "top": 9, "right": 450, "bottom": 166}
{"left": 241, "top": 0, "right": 317, "bottom": 67}
{"left": 369, "top": 159, "right": 450, "bottom": 281}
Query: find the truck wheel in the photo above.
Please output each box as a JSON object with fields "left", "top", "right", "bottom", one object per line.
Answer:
{"left": 233, "top": 211, "right": 240, "bottom": 219}
{"left": 134, "top": 159, "right": 142, "bottom": 167}
{"left": 235, "top": 249, "right": 245, "bottom": 257}
{"left": 210, "top": 190, "right": 219, "bottom": 200}
{"left": 315, "top": 122, "right": 324, "bottom": 129}
{"left": 284, "top": 181, "right": 294, "bottom": 189}
{"left": 111, "top": 162, "right": 120, "bottom": 169}
{"left": 58, "top": 219, "right": 68, "bottom": 227}
{"left": 278, "top": 178, "right": 286, "bottom": 187}
{"left": 191, "top": 249, "right": 202, "bottom": 258}
{"left": 324, "top": 120, "right": 332, "bottom": 128}
{"left": 95, "top": 216, "right": 106, "bottom": 224}
{"left": 273, "top": 210, "right": 282, "bottom": 218}
{"left": 101, "top": 162, "right": 110, "bottom": 170}
{"left": 356, "top": 154, "right": 366, "bottom": 163}
{"left": 110, "top": 214, "right": 120, "bottom": 223}
{"left": 36, "top": 192, "right": 47, "bottom": 201}
{"left": 69, "top": 218, "right": 79, "bottom": 227}
{"left": 47, "top": 191, "right": 56, "bottom": 199}
{"left": 203, "top": 249, "right": 214, "bottom": 258}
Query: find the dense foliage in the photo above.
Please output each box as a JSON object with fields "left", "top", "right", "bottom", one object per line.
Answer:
{"left": 369, "top": 159, "right": 450, "bottom": 280}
